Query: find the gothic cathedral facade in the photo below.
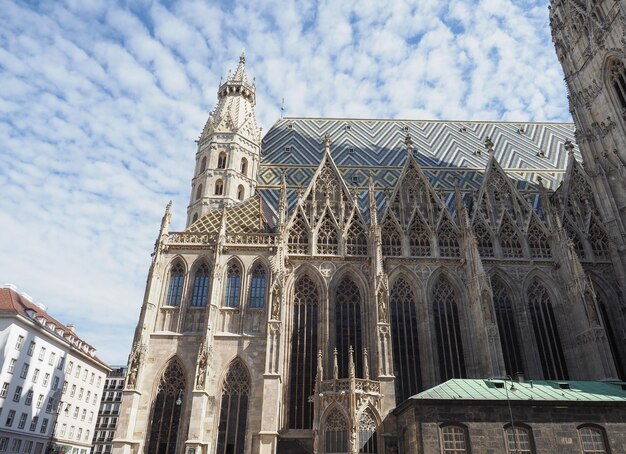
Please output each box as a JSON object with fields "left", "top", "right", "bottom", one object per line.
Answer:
{"left": 114, "top": 2, "right": 626, "bottom": 453}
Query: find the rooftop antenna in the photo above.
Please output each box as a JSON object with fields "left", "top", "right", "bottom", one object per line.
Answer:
{"left": 280, "top": 97, "right": 285, "bottom": 119}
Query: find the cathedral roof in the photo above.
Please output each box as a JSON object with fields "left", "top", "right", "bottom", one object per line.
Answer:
{"left": 258, "top": 117, "right": 580, "bottom": 217}
{"left": 186, "top": 194, "right": 275, "bottom": 234}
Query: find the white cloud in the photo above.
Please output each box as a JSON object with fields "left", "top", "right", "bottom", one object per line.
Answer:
{"left": 0, "top": 0, "right": 570, "bottom": 364}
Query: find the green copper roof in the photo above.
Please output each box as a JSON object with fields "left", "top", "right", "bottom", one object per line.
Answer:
{"left": 411, "top": 379, "right": 626, "bottom": 403}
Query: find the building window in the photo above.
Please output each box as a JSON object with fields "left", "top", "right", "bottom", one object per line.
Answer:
{"left": 474, "top": 222, "right": 494, "bottom": 257}
{"left": 578, "top": 425, "right": 609, "bottom": 454}
{"left": 23, "top": 441, "right": 33, "bottom": 453}
{"left": 500, "top": 219, "right": 524, "bottom": 258}
{"left": 191, "top": 263, "right": 210, "bottom": 307}
{"left": 324, "top": 408, "right": 349, "bottom": 454}
{"left": 440, "top": 425, "right": 468, "bottom": 454}
{"left": 146, "top": 360, "right": 186, "bottom": 454}
{"left": 192, "top": 213, "right": 198, "bottom": 223}
{"left": 240, "top": 158, "right": 248, "bottom": 176}
{"left": 25, "top": 390, "right": 33, "bottom": 405}
{"left": 0, "top": 383, "right": 7, "bottom": 398}
{"left": 409, "top": 216, "right": 431, "bottom": 256}
{"left": 381, "top": 219, "right": 402, "bottom": 256}
{"left": 49, "top": 352, "right": 56, "bottom": 366}
{"left": 527, "top": 221, "right": 550, "bottom": 259}
{"left": 335, "top": 278, "right": 363, "bottom": 378}
{"left": 248, "top": 264, "right": 267, "bottom": 309}
{"left": 43, "top": 373, "right": 50, "bottom": 386}
{"left": 492, "top": 276, "right": 524, "bottom": 377}
{"left": 357, "top": 410, "right": 378, "bottom": 453}
{"left": 19, "top": 363, "right": 28, "bottom": 378}
{"left": 165, "top": 262, "right": 185, "bottom": 307}
{"left": 18, "top": 413, "right": 27, "bottom": 429}
{"left": 597, "top": 292, "right": 626, "bottom": 380}
{"left": 8, "top": 359, "right": 16, "bottom": 374}
{"left": 27, "top": 341, "right": 35, "bottom": 356}
{"left": 237, "top": 185, "right": 244, "bottom": 201}
{"left": 38, "top": 347, "right": 46, "bottom": 361}
{"left": 215, "top": 180, "right": 224, "bottom": 195}
{"left": 12, "top": 386, "right": 22, "bottom": 402}
{"left": 217, "top": 152, "right": 227, "bottom": 169}
{"left": 288, "top": 213, "right": 309, "bottom": 254}
{"left": 223, "top": 262, "right": 242, "bottom": 308}
{"left": 505, "top": 425, "right": 534, "bottom": 454}
{"left": 589, "top": 219, "right": 610, "bottom": 261}
{"left": 289, "top": 275, "right": 319, "bottom": 429}
{"left": 10, "top": 440, "right": 20, "bottom": 453}
{"left": 5, "top": 410, "right": 15, "bottom": 427}
{"left": 15, "top": 335, "right": 24, "bottom": 350}
{"left": 32, "top": 368, "right": 40, "bottom": 383}
{"left": 433, "top": 276, "right": 466, "bottom": 381}
{"left": 200, "top": 156, "right": 207, "bottom": 173}
{"left": 196, "top": 184, "right": 203, "bottom": 201}
{"left": 36, "top": 394, "right": 44, "bottom": 408}
{"left": 608, "top": 59, "right": 626, "bottom": 112}
{"left": 52, "top": 376, "right": 60, "bottom": 390}
{"left": 438, "top": 220, "right": 460, "bottom": 257}
{"left": 346, "top": 220, "right": 367, "bottom": 256}
{"left": 29, "top": 416, "right": 38, "bottom": 431}
{"left": 0, "top": 438, "right": 8, "bottom": 451}
{"left": 527, "top": 280, "right": 568, "bottom": 380}
{"left": 40, "top": 418, "right": 48, "bottom": 433}
{"left": 216, "top": 359, "right": 250, "bottom": 454}
{"left": 317, "top": 214, "right": 339, "bottom": 255}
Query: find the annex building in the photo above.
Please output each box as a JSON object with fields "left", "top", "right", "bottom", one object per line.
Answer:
{"left": 113, "top": 1, "right": 626, "bottom": 453}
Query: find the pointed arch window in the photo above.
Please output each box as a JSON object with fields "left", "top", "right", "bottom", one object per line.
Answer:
{"left": 191, "top": 263, "right": 210, "bottom": 307}
{"left": 217, "top": 152, "right": 227, "bottom": 169}
{"left": 527, "top": 222, "right": 551, "bottom": 259}
{"left": 608, "top": 59, "right": 626, "bottom": 112}
{"left": 381, "top": 219, "right": 402, "bottom": 256}
{"left": 565, "top": 224, "right": 586, "bottom": 259}
{"left": 335, "top": 278, "right": 363, "bottom": 378}
{"left": 288, "top": 214, "right": 309, "bottom": 254}
{"left": 527, "top": 280, "right": 568, "bottom": 380}
{"left": 240, "top": 158, "right": 248, "bottom": 176}
{"left": 390, "top": 278, "right": 422, "bottom": 403}
{"left": 596, "top": 290, "right": 626, "bottom": 380}
{"left": 192, "top": 213, "right": 198, "bottom": 223}
{"left": 505, "top": 425, "right": 534, "bottom": 454}
{"left": 224, "top": 262, "right": 242, "bottom": 308}
{"left": 248, "top": 264, "right": 267, "bottom": 309}
{"left": 289, "top": 276, "right": 318, "bottom": 429}
{"left": 474, "top": 222, "right": 494, "bottom": 257}
{"left": 200, "top": 156, "right": 207, "bottom": 173}
{"left": 215, "top": 180, "right": 224, "bottom": 196}
{"left": 237, "top": 185, "right": 245, "bottom": 201}
{"left": 357, "top": 410, "right": 378, "bottom": 454}
{"left": 324, "top": 408, "right": 349, "bottom": 454}
{"left": 216, "top": 360, "right": 250, "bottom": 454}
{"left": 578, "top": 425, "right": 609, "bottom": 454}
{"left": 589, "top": 220, "right": 610, "bottom": 261}
{"left": 433, "top": 277, "right": 466, "bottom": 381}
{"left": 492, "top": 277, "right": 524, "bottom": 377}
{"left": 500, "top": 220, "right": 524, "bottom": 258}
{"left": 438, "top": 221, "right": 460, "bottom": 257}
{"left": 317, "top": 215, "right": 339, "bottom": 255}
{"left": 147, "top": 360, "right": 185, "bottom": 454}
{"left": 346, "top": 221, "right": 367, "bottom": 256}
{"left": 409, "top": 216, "right": 431, "bottom": 256}
{"left": 196, "top": 184, "right": 203, "bottom": 201}
{"left": 165, "top": 263, "right": 185, "bottom": 307}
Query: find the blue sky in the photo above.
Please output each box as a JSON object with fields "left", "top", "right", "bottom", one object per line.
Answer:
{"left": 0, "top": 0, "right": 570, "bottom": 364}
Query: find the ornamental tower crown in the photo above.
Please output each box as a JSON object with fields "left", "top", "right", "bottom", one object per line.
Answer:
{"left": 186, "top": 53, "right": 262, "bottom": 226}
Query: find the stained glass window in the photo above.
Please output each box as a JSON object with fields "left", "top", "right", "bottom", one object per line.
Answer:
{"left": 216, "top": 360, "right": 250, "bottom": 454}
{"left": 165, "top": 263, "right": 185, "bottom": 307}
{"left": 191, "top": 263, "right": 210, "bottom": 307}
{"left": 248, "top": 264, "right": 267, "bottom": 309}
{"left": 335, "top": 278, "right": 363, "bottom": 378}
{"left": 147, "top": 360, "right": 185, "bottom": 454}
{"left": 433, "top": 277, "right": 466, "bottom": 380}
{"left": 224, "top": 262, "right": 242, "bottom": 308}
{"left": 492, "top": 276, "right": 524, "bottom": 377}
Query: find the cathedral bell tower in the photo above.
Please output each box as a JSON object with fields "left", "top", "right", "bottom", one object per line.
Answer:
{"left": 186, "top": 53, "right": 262, "bottom": 226}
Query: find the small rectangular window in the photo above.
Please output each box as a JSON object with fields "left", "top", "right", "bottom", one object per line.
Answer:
{"left": 32, "top": 368, "right": 40, "bottom": 383}
{"left": 38, "top": 347, "right": 46, "bottom": 361}
{"left": 7, "top": 359, "right": 16, "bottom": 374}
{"left": 15, "top": 335, "right": 24, "bottom": 351}
{"left": 284, "top": 146, "right": 291, "bottom": 152}
{"left": 12, "top": 386, "right": 22, "bottom": 402}
{"left": 29, "top": 416, "right": 38, "bottom": 431}
{"left": 27, "top": 341, "right": 35, "bottom": 356}
{"left": 0, "top": 383, "right": 8, "bottom": 398}
{"left": 20, "top": 363, "right": 28, "bottom": 378}
{"left": 5, "top": 410, "right": 15, "bottom": 427}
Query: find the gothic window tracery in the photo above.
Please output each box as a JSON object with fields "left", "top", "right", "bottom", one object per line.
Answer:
{"left": 433, "top": 277, "right": 466, "bottom": 381}
{"left": 409, "top": 216, "right": 431, "bottom": 256}
{"left": 357, "top": 410, "right": 378, "bottom": 454}
{"left": 527, "top": 280, "right": 568, "bottom": 380}
{"left": 165, "top": 262, "right": 185, "bottom": 307}
{"left": 217, "top": 360, "right": 250, "bottom": 454}
{"left": 237, "top": 185, "right": 244, "bottom": 201}
{"left": 289, "top": 276, "right": 319, "bottom": 429}
{"left": 240, "top": 158, "right": 248, "bottom": 176}
{"left": 565, "top": 223, "right": 586, "bottom": 259}
{"left": 438, "top": 220, "right": 460, "bottom": 257}
{"left": 335, "top": 278, "right": 363, "bottom": 378}
{"left": 390, "top": 278, "right": 422, "bottom": 403}
{"left": 596, "top": 290, "right": 626, "bottom": 380}
{"left": 317, "top": 214, "right": 339, "bottom": 255}
{"left": 196, "top": 185, "right": 203, "bottom": 201}
{"left": 527, "top": 222, "right": 551, "bottom": 259}
{"left": 191, "top": 263, "right": 210, "bottom": 307}
{"left": 147, "top": 360, "right": 186, "bottom": 454}
{"left": 608, "top": 59, "right": 626, "bottom": 113}
{"left": 248, "top": 264, "right": 267, "bottom": 309}
{"left": 381, "top": 218, "right": 402, "bottom": 256}
{"left": 217, "top": 152, "right": 227, "bottom": 169}
{"left": 589, "top": 220, "right": 610, "bottom": 261}
{"left": 215, "top": 180, "right": 224, "bottom": 196}
{"left": 324, "top": 408, "right": 348, "bottom": 454}
{"left": 500, "top": 220, "right": 524, "bottom": 258}
{"left": 346, "top": 220, "right": 367, "bottom": 256}
{"left": 312, "top": 163, "right": 343, "bottom": 217}
{"left": 473, "top": 222, "right": 494, "bottom": 257}
{"left": 224, "top": 262, "right": 242, "bottom": 308}
{"left": 492, "top": 277, "right": 524, "bottom": 376}
{"left": 200, "top": 156, "right": 207, "bottom": 173}
{"left": 288, "top": 213, "right": 309, "bottom": 254}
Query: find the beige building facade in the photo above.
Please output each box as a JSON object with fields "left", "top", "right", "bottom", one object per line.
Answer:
{"left": 114, "top": 2, "right": 626, "bottom": 453}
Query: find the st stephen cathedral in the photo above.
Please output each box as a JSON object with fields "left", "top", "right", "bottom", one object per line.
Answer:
{"left": 113, "top": 1, "right": 626, "bottom": 453}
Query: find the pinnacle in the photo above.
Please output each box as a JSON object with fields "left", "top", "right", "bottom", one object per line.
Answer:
{"left": 231, "top": 52, "right": 248, "bottom": 83}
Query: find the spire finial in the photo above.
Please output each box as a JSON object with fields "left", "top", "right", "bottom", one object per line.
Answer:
{"left": 564, "top": 138, "right": 575, "bottom": 156}
{"left": 348, "top": 345, "right": 355, "bottom": 379}
{"left": 484, "top": 136, "right": 494, "bottom": 152}
{"left": 239, "top": 51, "right": 246, "bottom": 64}
{"left": 405, "top": 134, "right": 414, "bottom": 153}
{"left": 324, "top": 134, "right": 331, "bottom": 153}
{"left": 333, "top": 348, "right": 339, "bottom": 380}
{"left": 363, "top": 348, "right": 370, "bottom": 380}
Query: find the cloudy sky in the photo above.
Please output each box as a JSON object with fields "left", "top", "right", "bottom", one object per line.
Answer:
{"left": 0, "top": 0, "right": 571, "bottom": 364}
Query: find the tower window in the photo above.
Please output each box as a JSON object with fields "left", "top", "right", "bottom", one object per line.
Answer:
{"left": 609, "top": 59, "right": 626, "bottom": 112}
{"left": 237, "top": 185, "right": 244, "bottom": 201}
{"left": 200, "top": 157, "right": 207, "bottom": 173}
{"left": 196, "top": 185, "right": 203, "bottom": 201}
{"left": 217, "top": 152, "right": 227, "bottom": 169}
{"left": 240, "top": 158, "right": 248, "bottom": 176}
{"left": 215, "top": 180, "right": 224, "bottom": 196}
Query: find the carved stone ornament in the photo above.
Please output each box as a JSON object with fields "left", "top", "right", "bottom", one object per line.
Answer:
{"left": 319, "top": 262, "right": 335, "bottom": 278}
{"left": 126, "top": 343, "right": 144, "bottom": 389}
{"left": 271, "top": 280, "right": 282, "bottom": 320}
{"left": 195, "top": 341, "right": 209, "bottom": 390}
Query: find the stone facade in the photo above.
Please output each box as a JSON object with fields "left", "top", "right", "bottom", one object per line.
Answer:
{"left": 114, "top": 4, "right": 626, "bottom": 452}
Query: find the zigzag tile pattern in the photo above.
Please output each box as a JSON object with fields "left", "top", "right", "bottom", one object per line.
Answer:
{"left": 257, "top": 118, "right": 579, "bottom": 217}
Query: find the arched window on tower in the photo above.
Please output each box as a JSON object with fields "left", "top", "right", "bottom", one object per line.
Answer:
{"left": 200, "top": 156, "right": 207, "bottom": 173}
{"left": 192, "top": 213, "right": 198, "bottom": 223}
{"left": 215, "top": 180, "right": 224, "bottom": 196}
{"left": 390, "top": 278, "right": 422, "bottom": 403}
{"left": 224, "top": 262, "right": 242, "bottom": 308}
{"left": 473, "top": 222, "right": 494, "bottom": 257}
{"left": 438, "top": 220, "right": 460, "bottom": 257}
{"left": 217, "top": 152, "right": 227, "bottom": 169}
{"left": 492, "top": 276, "right": 524, "bottom": 377}
{"left": 381, "top": 219, "right": 402, "bottom": 256}
{"left": 289, "top": 276, "right": 319, "bottom": 429}
{"left": 433, "top": 276, "right": 466, "bottom": 381}
{"left": 216, "top": 360, "right": 250, "bottom": 454}
{"left": 608, "top": 59, "right": 626, "bottom": 113}
{"left": 357, "top": 410, "right": 378, "bottom": 454}
{"left": 527, "top": 280, "right": 568, "bottom": 380}
{"left": 324, "top": 408, "right": 349, "bottom": 454}
{"left": 147, "top": 360, "right": 186, "bottom": 454}
{"left": 191, "top": 263, "right": 210, "bottom": 307}
{"left": 335, "top": 278, "right": 363, "bottom": 378}
{"left": 165, "top": 262, "right": 185, "bottom": 307}
{"left": 288, "top": 212, "right": 309, "bottom": 254}
{"left": 240, "top": 158, "right": 248, "bottom": 176}
{"left": 237, "top": 185, "right": 245, "bottom": 201}
{"left": 248, "top": 264, "right": 267, "bottom": 309}
{"left": 196, "top": 184, "right": 203, "bottom": 201}
{"left": 317, "top": 214, "right": 339, "bottom": 255}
